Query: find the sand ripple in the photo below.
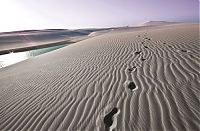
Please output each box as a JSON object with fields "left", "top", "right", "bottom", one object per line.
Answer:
{"left": 0, "top": 23, "right": 199, "bottom": 131}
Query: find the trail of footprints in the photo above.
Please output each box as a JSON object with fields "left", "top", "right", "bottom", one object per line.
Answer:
{"left": 103, "top": 32, "right": 195, "bottom": 131}
{"left": 127, "top": 33, "right": 152, "bottom": 91}
{"left": 103, "top": 33, "right": 151, "bottom": 131}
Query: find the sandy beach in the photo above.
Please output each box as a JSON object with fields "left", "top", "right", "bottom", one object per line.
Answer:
{"left": 0, "top": 23, "right": 199, "bottom": 131}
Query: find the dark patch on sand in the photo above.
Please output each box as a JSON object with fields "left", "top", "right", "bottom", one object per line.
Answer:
{"left": 104, "top": 108, "right": 118, "bottom": 131}
{"left": 128, "top": 66, "right": 136, "bottom": 72}
{"left": 189, "top": 54, "right": 195, "bottom": 58}
{"left": 135, "top": 51, "right": 142, "bottom": 55}
{"left": 181, "top": 49, "right": 187, "bottom": 52}
{"left": 128, "top": 82, "right": 136, "bottom": 91}
{"left": 141, "top": 58, "right": 146, "bottom": 61}
{"left": 144, "top": 37, "right": 151, "bottom": 40}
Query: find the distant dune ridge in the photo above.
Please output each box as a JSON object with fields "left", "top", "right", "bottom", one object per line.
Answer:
{"left": 137, "top": 21, "right": 180, "bottom": 26}
{"left": 0, "top": 23, "right": 200, "bottom": 131}
{"left": 0, "top": 28, "right": 112, "bottom": 55}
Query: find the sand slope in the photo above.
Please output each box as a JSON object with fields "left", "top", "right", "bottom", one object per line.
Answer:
{"left": 0, "top": 23, "right": 199, "bottom": 131}
{"left": 0, "top": 28, "right": 112, "bottom": 55}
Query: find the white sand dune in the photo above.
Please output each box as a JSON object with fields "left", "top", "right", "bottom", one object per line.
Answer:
{"left": 0, "top": 23, "right": 199, "bottom": 131}
{"left": 0, "top": 28, "right": 111, "bottom": 55}
{"left": 137, "top": 21, "right": 180, "bottom": 26}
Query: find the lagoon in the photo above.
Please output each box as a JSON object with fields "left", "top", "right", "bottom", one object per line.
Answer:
{"left": 0, "top": 45, "right": 66, "bottom": 68}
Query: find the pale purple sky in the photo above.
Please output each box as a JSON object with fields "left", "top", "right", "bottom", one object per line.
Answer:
{"left": 0, "top": 0, "right": 199, "bottom": 32}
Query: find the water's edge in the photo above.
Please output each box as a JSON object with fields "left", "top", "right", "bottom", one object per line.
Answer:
{"left": 0, "top": 44, "right": 66, "bottom": 68}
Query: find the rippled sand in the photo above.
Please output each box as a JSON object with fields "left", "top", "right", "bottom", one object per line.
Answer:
{"left": 0, "top": 23, "right": 199, "bottom": 131}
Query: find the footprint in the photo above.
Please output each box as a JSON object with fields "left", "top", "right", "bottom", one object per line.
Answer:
{"left": 128, "top": 66, "right": 136, "bottom": 72}
{"left": 163, "top": 43, "right": 166, "bottom": 44}
{"left": 181, "top": 49, "right": 187, "bottom": 52}
{"left": 128, "top": 82, "right": 136, "bottom": 91}
{"left": 177, "top": 49, "right": 187, "bottom": 53}
{"left": 137, "top": 35, "right": 141, "bottom": 37}
{"left": 104, "top": 108, "right": 119, "bottom": 131}
{"left": 135, "top": 51, "right": 142, "bottom": 55}
{"left": 144, "top": 46, "right": 148, "bottom": 48}
{"left": 189, "top": 54, "right": 195, "bottom": 58}
{"left": 141, "top": 41, "right": 144, "bottom": 44}
{"left": 141, "top": 58, "right": 146, "bottom": 61}
{"left": 128, "top": 68, "right": 134, "bottom": 72}
{"left": 144, "top": 37, "right": 151, "bottom": 40}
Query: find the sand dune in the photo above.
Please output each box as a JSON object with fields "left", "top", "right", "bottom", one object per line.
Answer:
{"left": 0, "top": 28, "right": 112, "bottom": 55}
{"left": 0, "top": 23, "right": 199, "bottom": 131}
{"left": 138, "top": 21, "right": 180, "bottom": 26}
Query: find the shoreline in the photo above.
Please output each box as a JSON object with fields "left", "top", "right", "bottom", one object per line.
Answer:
{"left": 0, "top": 35, "right": 92, "bottom": 55}
{"left": 0, "top": 40, "right": 75, "bottom": 55}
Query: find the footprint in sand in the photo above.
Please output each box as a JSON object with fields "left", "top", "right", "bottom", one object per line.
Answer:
{"left": 135, "top": 51, "right": 142, "bottom": 55}
{"left": 144, "top": 46, "right": 148, "bottom": 48}
{"left": 128, "top": 81, "right": 137, "bottom": 91}
{"left": 177, "top": 49, "right": 187, "bottom": 53}
{"left": 104, "top": 108, "right": 119, "bottom": 131}
{"left": 168, "top": 45, "right": 172, "bottom": 48}
{"left": 141, "top": 58, "right": 146, "bottom": 61}
{"left": 144, "top": 37, "right": 151, "bottom": 41}
{"left": 128, "top": 66, "right": 136, "bottom": 72}
{"left": 189, "top": 54, "right": 195, "bottom": 58}
{"left": 181, "top": 49, "right": 187, "bottom": 52}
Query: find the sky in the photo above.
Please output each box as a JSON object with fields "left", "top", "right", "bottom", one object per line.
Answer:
{"left": 0, "top": 0, "right": 199, "bottom": 32}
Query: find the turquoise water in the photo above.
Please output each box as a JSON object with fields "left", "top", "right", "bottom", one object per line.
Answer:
{"left": 0, "top": 45, "right": 66, "bottom": 68}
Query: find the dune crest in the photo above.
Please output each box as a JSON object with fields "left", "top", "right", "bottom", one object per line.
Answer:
{"left": 137, "top": 21, "right": 180, "bottom": 27}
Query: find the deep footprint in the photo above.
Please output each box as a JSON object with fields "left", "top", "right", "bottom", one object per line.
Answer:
{"left": 144, "top": 37, "right": 151, "bottom": 40}
{"left": 135, "top": 51, "right": 142, "bottom": 55}
{"left": 128, "top": 68, "right": 133, "bottom": 72}
{"left": 181, "top": 49, "right": 187, "bottom": 52}
{"left": 189, "top": 54, "right": 195, "bottom": 58}
{"left": 128, "top": 66, "right": 136, "bottom": 72}
{"left": 144, "top": 46, "right": 148, "bottom": 48}
{"left": 141, "top": 58, "right": 146, "bottom": 61}
{"left": 128, "top": 82, "right": 136, "bottom": 91}
{"left": 104, "top": 108, "right": 118, "bottom": 131}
